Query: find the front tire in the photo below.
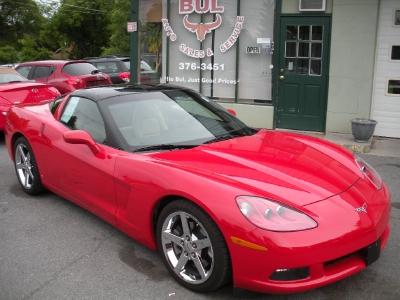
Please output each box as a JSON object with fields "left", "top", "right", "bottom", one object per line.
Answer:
{"left": 157, "top": 199, "right": 231, "bottom": 293}
{"left": 14, "top": 136, "right": 45, "bottom": 195}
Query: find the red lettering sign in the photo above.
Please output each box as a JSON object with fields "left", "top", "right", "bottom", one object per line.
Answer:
{"left": 179, "top": 0, "right": 224, "bottom": 14}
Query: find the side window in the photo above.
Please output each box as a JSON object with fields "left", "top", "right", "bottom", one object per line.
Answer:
{"left": 60, "top": 96, "right": 107, "bottom": 144}
{"left": 16, "top": 66, "right": 32, "bottom": 78}
{"left": 32, "top": 66, "right": 52, "bottom": 79}
{"left": 97, "top": 62, "right": 119, "bottom": 73}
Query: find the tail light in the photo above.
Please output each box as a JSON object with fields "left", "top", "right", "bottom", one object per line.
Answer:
{"left": 66, "top": 76, "right": 82, "bottom": 85}
{"left": 118, "top": 72, "right": 130, "bottom": 82}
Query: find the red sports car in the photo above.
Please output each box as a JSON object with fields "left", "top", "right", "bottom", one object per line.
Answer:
{"left": 4, "top": 85, "right": 390, "bottom": 294}
{"left": 0, "top": 67, "right": 60, "bottom": 131}
{"left": 15, "top": 60, "right": 112, "bottom": 95}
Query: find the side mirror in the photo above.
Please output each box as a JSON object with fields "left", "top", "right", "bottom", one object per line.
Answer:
{"left": 63, "top": 130, "right": 101, "bottom": 154}
{"left": 227, "top": 108, "right": 236, "bottom": 116}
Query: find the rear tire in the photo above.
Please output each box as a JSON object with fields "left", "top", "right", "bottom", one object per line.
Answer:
{"left": 14, "top": 137, "right": 45, "bottom": 195}
{"left": 157, "top": 199, "right": 231, "bottom": 293}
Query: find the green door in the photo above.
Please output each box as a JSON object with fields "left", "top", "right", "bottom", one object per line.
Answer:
{"left": 276, "top": 16, "right": 330, "bottom": 132}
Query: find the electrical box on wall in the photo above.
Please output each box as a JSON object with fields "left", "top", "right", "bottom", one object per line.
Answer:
{"left": 299, "top": 0, "right": 326, "bottom": 11}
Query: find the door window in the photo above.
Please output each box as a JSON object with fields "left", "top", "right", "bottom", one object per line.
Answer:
{"left": 284, "top": 25, "right": 323, "bottom": 76}
{"left": 60, "top": 96, "right": 107, "bottom": 143}
{"left": 32, "top": 66, "right": 52, "bottom": 79}
{"left": 16, "top": 66, "right": 32, "bottom": 79}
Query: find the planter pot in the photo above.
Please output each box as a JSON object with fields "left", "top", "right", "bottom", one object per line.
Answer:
{"left": 350, "top": 118, "right": 377, "bottom": 143}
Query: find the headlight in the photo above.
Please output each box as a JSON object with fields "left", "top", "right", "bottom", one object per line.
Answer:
{"left": 236, "top": 196, "right": 317, "bottom": 232}
{"left": 355, "top": 156, "right": 382, "bottom": 189}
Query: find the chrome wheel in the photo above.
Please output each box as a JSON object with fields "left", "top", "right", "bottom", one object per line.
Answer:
{"left": 15, "top": 143, "right": 34, "bottom": 189}
{"left": 161, "top": 211, "right": 214, "bottom": 284}
{"left": 157, "top": 200, "right": 231, "bottom": 292}
{"left": 14, "top": 137, "right": 44, "bottom": 195}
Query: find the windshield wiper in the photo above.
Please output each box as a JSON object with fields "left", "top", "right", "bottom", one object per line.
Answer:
{"left": 203, "top": 134, "right": 235, "bottom": 144}
{"left": 133, "top": 144, "right": 197, "bottom": 153}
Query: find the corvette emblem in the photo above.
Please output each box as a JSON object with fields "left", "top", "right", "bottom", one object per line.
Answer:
{"left": 355, "top": 203, "right": 367, "bottom": 213}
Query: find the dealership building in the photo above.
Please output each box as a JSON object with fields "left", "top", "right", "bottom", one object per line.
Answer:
{"left": 129, "top": 0, "right": 400, "bottom": 138}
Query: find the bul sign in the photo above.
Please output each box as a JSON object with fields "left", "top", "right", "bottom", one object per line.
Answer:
{"left": 179, "top": 0, "right": 224, "bottom": 14}
{"left": 162, "top": 0, "right": 244, "bottom": 58}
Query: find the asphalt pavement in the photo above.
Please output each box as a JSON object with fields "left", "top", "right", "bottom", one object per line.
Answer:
{"left": 0, "top": 131, "right": 399, "bottom": 300}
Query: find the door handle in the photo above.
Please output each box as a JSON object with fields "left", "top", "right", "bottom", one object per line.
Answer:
{"left": 279, "top": 76, "right": 284, "bottom": 80}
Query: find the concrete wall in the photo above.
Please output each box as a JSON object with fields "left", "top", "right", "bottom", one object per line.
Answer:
{"left": 326, "top": 0, "right": 380, "bottom": 133}
{"left": 218, "top": 103, "right": 274, "bottom": 129}
{"left": 282, "top": 0, "right": 333, "bottom": 14}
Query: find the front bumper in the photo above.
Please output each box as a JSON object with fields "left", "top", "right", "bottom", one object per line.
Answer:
{"left": 228, "top": 179, "right": 391, "bottom": 294}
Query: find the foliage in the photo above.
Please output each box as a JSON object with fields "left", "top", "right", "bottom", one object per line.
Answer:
{"left": 102, "top": 0, "right": 130, "bottom": 56}
{"left": 48, "top": 0, "right": 113, "bottom": 59}
{"left": 0, "top": 0, "right": 45, "bottom": 49}
{"left": 142, "top": 22, "right": 162, "bottom": 73}
{"left": 18, "top": 35, "right": 53, "bottom": 62}
{"left": 0, "top": 0, "right": 164, "bottom": 64}
{"left": 0, "top": 46, "right": 19, "bottom": 64}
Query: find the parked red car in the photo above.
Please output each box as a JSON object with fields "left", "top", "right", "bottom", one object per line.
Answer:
{"left": 0, "top": 67, "right": 60, "bottom": 130}
{"left": 4, "top": 85, "right": 391, "bottom": 295}
{"left": 15, "top": 60, "right": 112, "bottom": 94}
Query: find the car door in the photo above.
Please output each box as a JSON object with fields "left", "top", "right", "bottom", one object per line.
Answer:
{"left": 275, "top": 16, "right": 330, "bottom": 132}
{"left": 39, "top": 96, "right": 119, "bottom": 225}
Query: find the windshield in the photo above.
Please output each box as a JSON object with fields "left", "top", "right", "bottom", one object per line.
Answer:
{"left": 0, "top": 73, "right": 28, "bottom": 83}
{"left": 102, "top": 89, "right": 256, "bottom": 152}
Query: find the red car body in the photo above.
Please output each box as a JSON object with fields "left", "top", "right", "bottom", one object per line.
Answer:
{"left": 15, "top": 60, "right": 112, "bottom": 95}
{"left": 0, "top": 67, "right": 60, "bottom": 130}
{"left": 4, "top": 85, "right": 390, "bottom": 294}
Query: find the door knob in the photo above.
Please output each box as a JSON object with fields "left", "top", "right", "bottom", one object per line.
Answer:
{"left": 279, "top": 75, "right": 284, "bottom": 80}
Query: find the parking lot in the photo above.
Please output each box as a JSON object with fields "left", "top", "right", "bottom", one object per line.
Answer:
{"left": 0, "top": 131, "right": 399, "bottom": 300}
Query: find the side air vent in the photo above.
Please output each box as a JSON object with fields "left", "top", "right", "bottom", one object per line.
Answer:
{"left": 299, "top": 0, "right": 326, "bottom": 11}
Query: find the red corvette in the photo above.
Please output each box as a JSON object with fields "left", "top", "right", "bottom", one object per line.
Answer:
{"left": 0, "top": 67, "right": 60, "bottom": 131}
{"left": 4, "top": 85, "right": 390, "bottom": 294}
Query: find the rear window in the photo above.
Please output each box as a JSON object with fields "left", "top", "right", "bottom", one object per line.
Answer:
{"left": 0, "top": 73, "right": 28, "bottom": 83}
{"left": 62, "top": 63, "right": 98, "bottom": 76}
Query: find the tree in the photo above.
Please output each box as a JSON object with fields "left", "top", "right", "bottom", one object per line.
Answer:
{"left": 48, "top": 0, "right": 113, "bottom": 59}
{"left": 0, "top": 46, "right": 19, "bottom": 64}
{"left": 18, "top": 35, "right": 53, "bottom": 62}
{"left": 142, "top": 22, "right": 162, "bottom": 73}
{"left": 0, "top": 0, "right": 44, "bottom": 49}
{"left": 102, "top": 0, "right": 130, "bottom": 55}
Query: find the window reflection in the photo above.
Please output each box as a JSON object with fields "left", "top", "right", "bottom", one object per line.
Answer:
{"left": 287, "top": 25, "right": 297, "bottom": 40}
{"left": 299, "top": 26, "right": 310, "bottom": 40}
{"left": 312, "top": 26, "right": 323, "bottom": 40}
{"left": 395, "top": 10, "right": 400, "bottom": 25}
{"left": 298, "top": 42, "right": 309, "bottom": 57}
{"left": 311, "top": 43, "right": 322, "bottom": 58}
{"left": 388, "top": 80, "right": 400, "bottom": 94}
{"left": 391, "top": 46, "right": 400, "bottom": 60}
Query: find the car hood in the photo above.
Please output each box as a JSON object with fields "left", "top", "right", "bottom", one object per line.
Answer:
{"left": 148, "top": 130, "right": 361, "bottom": 206}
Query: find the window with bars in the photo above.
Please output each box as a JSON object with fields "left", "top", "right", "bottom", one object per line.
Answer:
{"left": 284, "top": 25, "right": 323, "bottom": 75}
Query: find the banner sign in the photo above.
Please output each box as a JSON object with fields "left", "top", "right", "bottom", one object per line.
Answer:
{"left": 162, "top": 0, "right": 244, "bottom": 58}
